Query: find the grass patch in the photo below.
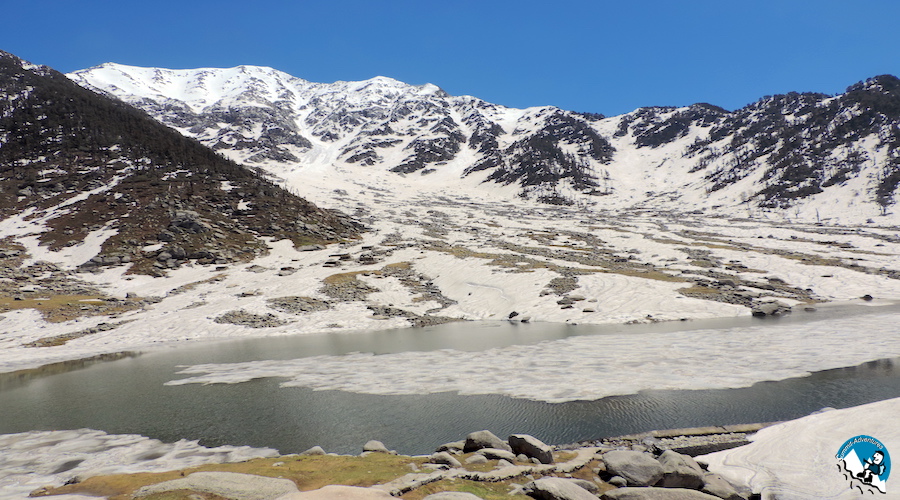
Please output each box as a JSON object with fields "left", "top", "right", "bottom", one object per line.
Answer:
{"left": 405, "top": 478, "right": 529, "bottom": 499}
{"left": 322, "top": 270, "right": 371, "bottom": 285}
{"left": 0, "top": 295, "right": 140, "bottom": 323}
{"left": 36, "top": 454, "right": 429, "bottom": 500}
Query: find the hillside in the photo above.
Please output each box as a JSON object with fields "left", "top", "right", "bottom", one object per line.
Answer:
{"left": 0, "top": 51, "right": 359, "bottom": 278}
{"left": 70, "top": 64, "right": 900, "bottom": 223}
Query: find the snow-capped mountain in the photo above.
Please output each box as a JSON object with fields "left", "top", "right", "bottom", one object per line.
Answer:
{"left": 0, "top": 51, "right": 359, "bottom": 274}
{"left": 69, "top": 64, "right": 900, "bottom": 223}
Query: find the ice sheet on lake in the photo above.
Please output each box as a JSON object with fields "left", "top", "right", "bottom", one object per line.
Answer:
{"left": 166, "top": 311, "right": 900, "bottom": 403}
{"left": 699, "top": 397, "right": 900, "bottom": 499}
{"left": 0, "top": 428, "right": 277, "bottom": 500}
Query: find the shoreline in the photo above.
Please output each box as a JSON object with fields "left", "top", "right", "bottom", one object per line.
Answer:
{"left": 2, "top": 296, "right": 897, "bottom": 377}
{"left": 9, "top": 398, "right": 899, "bottom": 499}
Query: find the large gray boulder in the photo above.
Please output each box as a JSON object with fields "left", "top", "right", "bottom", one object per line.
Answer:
{"left": 428, "top": 451, "right": 462, "bottom": 468}
{"left": 277, "top": 485, "right": 393, "bottom": 499}
{"left": 657, "top": 450, "right": 705, "bottom": 489}
{"left": 602, "top": 450, "right": 664, "bottom": 486}
{"left": 700, "top": 472, "right": 747, "bottom": 500}
{"left": 423, "top": 493, "right": 484, "bottom": 499}
{"left": 463, "top": 430, "right": 512, "bottom": 452}
{"left": 601, "top": 487, "right": 721, "bottom": 499}
{"left": 509, "top": 434, "right": 554, "bottom": 464}
{"left": 523, "top": 477, "right": 598, "bottom": 500}
{"left": 300, "top": 445, "right": 326, "bottom": 456}
{"left": 476, "top": 447, "right": 518, "bottom": 462}
{"left": 134, "top": 471, "right": 298, "bottom": 500}
{"left": 435, "top": 440, "right": 465, "bottom": 453}
{"left": 363, "top": 440, "right": 391, "bottom": 453}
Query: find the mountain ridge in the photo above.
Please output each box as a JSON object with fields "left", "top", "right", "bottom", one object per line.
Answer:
{"left": 0, "top": 51, "right": 360, "bottom": 275}
{"left": 69, "top": 63, "right": 900, "bottom": 223}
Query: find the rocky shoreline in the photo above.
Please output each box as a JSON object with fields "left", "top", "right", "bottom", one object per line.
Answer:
{"left": 42, "top": 426, "right": 775, "bottom": 500}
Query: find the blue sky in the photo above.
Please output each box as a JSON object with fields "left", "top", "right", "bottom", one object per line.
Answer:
{"left": 4, "top": 0, "right": 899, "bottom": 116}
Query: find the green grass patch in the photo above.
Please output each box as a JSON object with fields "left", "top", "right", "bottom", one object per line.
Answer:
{"left": 36, "top": 454, "right": 429, "bottom": 500}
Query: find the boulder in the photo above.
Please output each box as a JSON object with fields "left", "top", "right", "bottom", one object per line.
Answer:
{"left": 465, "top": 454, "right": 488, "bottom": 465}
{"left": 428, "top": 452, "right": 461, "bottom": 468}
{"left": 608, "top": 476, "right": 628, "bottom": 487}
{"left": 657, "top": 450, "right": 704, "bottom": 489}
{"left": 523, "top": 477, "right": 597, "bottom": 500}
{"left": 601, "top": 487, "right": 721, "bottom": 499}
{"left": 509, "top": 434, "right": 554, "bottom": 464}
{"left": 602, "top": 450, "right": 664, "bottom": 486}
{"left": 422, "top": 493, "right": 483, "bottom": 499}
{"left": 134, "top": 471, "right": 298, "bottom": 500}
{"left": 278, "top": 485, "right": 393, "bottom": 499}
{"left": 300, "top": 446, "right": 326, "bottom": 456}
{"left": 700, "top": 472, "right": 746, "bottom": 500}
{"left": 476, "top": 447, "right": 517, "bottom": 462}
{"left": 750, "top": 301, "right": 791, "bottom": 317}
{"left": 435, "top": 440, "right": 465, "bottom": 454}
{"left": 362, "top": 440, "right": 391, "bottom": 454}
{"left": 463, "top": 430, "right": 512, "bottom": 452}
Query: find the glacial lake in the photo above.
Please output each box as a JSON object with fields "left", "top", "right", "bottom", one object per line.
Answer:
{"left": 1, "top": 303, "right": 899, "bottom": 455}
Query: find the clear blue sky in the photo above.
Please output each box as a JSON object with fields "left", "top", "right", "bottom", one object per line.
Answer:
{"left": 4, "top": 0, "right": 899, "bottom": 116}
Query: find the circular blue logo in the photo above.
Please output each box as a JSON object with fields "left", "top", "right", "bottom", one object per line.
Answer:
{"left": 836, "top": 435, "right": 891, "bottom": 494}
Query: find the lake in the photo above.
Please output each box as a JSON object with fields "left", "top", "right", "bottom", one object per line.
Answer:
{"left": 1, "top": 303, "right": 898, "bottom": 455}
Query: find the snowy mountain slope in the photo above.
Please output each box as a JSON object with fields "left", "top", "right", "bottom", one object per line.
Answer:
{"left": 70, "top": 64, "right": 900, "bottom": 223}
{"left": 0, "top": 51, "right": 359, "bottom": 276}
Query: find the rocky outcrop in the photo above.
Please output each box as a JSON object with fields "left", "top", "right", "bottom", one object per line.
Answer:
{"left": 509, "top": 434, "right": 554, "bottom": 464}
{"left": 523, "top": 477, "right": 597, "bottom": 500}
{"left": 601, "top": 450, "right": 664, "bottom": 487}
{"left": 657, "top": 450, "right": 705, "bottom": 489}
{"left": 601, "top": 487, "right": 721, "bottom": 499}
{"left": 463, "top": 430, "right": 512, "bottom": 453}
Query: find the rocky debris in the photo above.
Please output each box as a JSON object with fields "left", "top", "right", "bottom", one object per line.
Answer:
{"left": 601, "top": 487, "right": 722, "bottom": 499}
{"left": 750, "top": 300, "right": 792, "bottom": 317}
{"left": 366, "top": 305, "right": 458, "bottom": 328}
{"left": 378, "top": 264, "right": 457, "bottom": 314}
{"left": 133, "top": 471, "right": 298, "bottom": 500}
{"left": 510, "top": 434, "right": 554, "bottom": 464}
{"left": 168, "top": 210, "right": 212, "bottom": 234}
{"left": 212, "top": 310, "right": 289, "bottom": 328}
{"left": 320, "top": 278, "right": 378, "bottom": 301}
{"left": 572, "top": 424, "right": 770, "bottom": 457}
{"left": 523, "top": 477, "right": 598, "bottom": 500}
{"left": 267, "top": 296, "right": 331, "bottom": 314}
{"left": 463, "top": 430, "right": 513, "bottom": 453}
{"left": 545, "top": 276, "right": 579, "bottom": 295}
{"left": 601, "top": 450, "right": 664, "bottom": 486}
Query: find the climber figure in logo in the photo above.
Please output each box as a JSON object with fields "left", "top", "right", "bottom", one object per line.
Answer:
{"left": 858, "top": 451, "right": 887, "bottom": 485}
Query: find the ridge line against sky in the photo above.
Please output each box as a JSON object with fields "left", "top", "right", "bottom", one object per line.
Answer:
{"left": 4, "top": 0, "right": 900, "bottom": 116}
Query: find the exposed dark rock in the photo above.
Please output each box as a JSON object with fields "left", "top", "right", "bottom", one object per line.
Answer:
{"left": 509, "top": 434, "right": 554, "bottom": 464}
